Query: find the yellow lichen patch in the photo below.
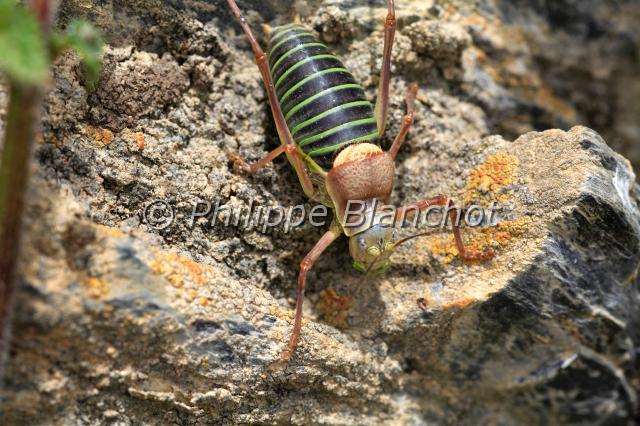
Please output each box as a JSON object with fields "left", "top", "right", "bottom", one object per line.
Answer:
{"left": 475, "top": 52, "right": 576, "bottom": 124}
{"left": 95, "top": 224, "right": 124, "bottom": 239}
{"left": 168, "top": 273, "right": 184, "bottom": 288}
{"left": 452, "top": 10, "right": 578, "bottom": 125}
{"left": 464, "top": 152, "right": 519, "bottom": 205}
{"left": 441, "top": 297, "right": 477, "bottom": 310}
{"left": 82, "top": 277, "right": 109, "bottom": 299}
{"left": 269, "top": 305, "right": 312, "bottom": 331}
{"left": 422, "top": 235, "right": 456, "bottom": 264}
{"left": 149, "top": 249, "right": 211, "bottom": 288}
{"left": 201, "top": 356, "right": 209, "bottom": 367}
{"left": 421, "top": 217, "right": 532, "bottom": 264}
{"left": 270, "top": 305, "right": 294, "bottom": 322}
{"left": 317, "top": 288, "right": 353, "bottom": 330}
{"left": 531, "top": 83, "right": 577, "bottom": 122}
{"left": 187, "top": 289, "right": 198, "bottom": 301}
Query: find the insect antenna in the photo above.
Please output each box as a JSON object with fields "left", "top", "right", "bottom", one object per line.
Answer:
{"left": 392, "top": 230, "right": 435, "bottom": 250}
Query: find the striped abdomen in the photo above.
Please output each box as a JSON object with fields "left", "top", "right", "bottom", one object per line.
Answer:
{"left": 267, "top": 24, "right": 379, "bottom": 170}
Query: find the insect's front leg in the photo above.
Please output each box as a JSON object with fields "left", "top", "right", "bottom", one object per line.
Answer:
{"left": 388, "top": 83, "right": 418, "bottom": 159}
{"left": 395, "top": 195, "right": 494, "bottom": 262}
{"left": 226, "top": 0, "right": 315, "bottom": 199}
{"left": 281, "top": 221, "right": 342, "bottom": 361}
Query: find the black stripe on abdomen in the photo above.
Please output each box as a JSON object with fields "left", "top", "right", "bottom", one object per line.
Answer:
{"left": 275, "top": 56, "right": 344, "bottom": 98}
{"left": 268, "top": 25, "right": 379, "bottom": 169}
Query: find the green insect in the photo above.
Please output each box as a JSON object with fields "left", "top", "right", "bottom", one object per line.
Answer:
{"left": 227, "top": 0, "right": 492, "bottom": 361}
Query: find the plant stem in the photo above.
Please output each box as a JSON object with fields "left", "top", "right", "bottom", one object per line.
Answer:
{"left": 0, "top": 0, "right": 58, "bottom": 383}
{"left": 0, "top": 82, "right": 41, "bottom": 381}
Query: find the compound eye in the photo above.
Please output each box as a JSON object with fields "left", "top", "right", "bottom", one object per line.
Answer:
{"left": 392, "top": 230, "right": 398, "bottom": 241}
{"left": 358, "top": 238, "right": 367, "bottom": 249}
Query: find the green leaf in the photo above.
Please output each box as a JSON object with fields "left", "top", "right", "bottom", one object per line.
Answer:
{"left": 52, "top": 20, "right": 103, "bottom": 90}
{"left": 0, "top": 0, "right": 49, "bottom": 85}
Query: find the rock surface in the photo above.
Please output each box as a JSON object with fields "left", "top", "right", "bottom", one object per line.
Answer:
{"left": 1, "top": 0, "right": 639, "bottom": 424}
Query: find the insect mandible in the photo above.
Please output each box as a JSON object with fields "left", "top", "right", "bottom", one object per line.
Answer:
{"left": 226, "top": 0, "right": 493, "bottom": 361}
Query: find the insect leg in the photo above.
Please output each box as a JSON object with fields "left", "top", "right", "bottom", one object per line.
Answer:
{"left": 395, "top": 195, "right": 494, "bottom": 262}
{"left": 227, "top": 0, "right": 315, "bottom": 198}
{"left": 373, "top": 0, "right": 396, "bottom": 137}
{"left": 281, "top": 223, "right": 341, "bottom": 361}
{"left": 228, "top": 143, "right": 298, "bottom": 173}
{"left": 388, "top": 83, "right": 418, "bottom": 159}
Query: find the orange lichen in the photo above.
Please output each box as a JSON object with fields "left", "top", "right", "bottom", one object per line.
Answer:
{"left": 168, "top": 273, "right": 184, "bottom": 288}
{"left": 124, "top": 129, "right": 146, "bottom": 150}
{"left": 464, "top": 152, "right": 519, "bottom": 204}
{"left": 82, "top": 277, "right": 109, "bottom": 299}
{"left": 95, "top": 224, "right": 124, "bottom": 238}
{"left": 150, "top": 249, "right": 208, "bottom": 286}
{"left": 96, "top": 128, "right": 114, "bottom": 145}
{"left": 422, "top": 217, "right": 532, "bottom": 264}
{"left": 188, "top": 289, "right": 198, "bottom": 301}
{"left": 441, "top": 297, "right": 477, "bottom": 310}
{"left": 82, "top": 125, "right": 114, "bottom": 146}
{"left": 131, "top": 132, "right": 145, "bottom": 150}
{"left": 317, "top": 288, "right": 352, "bottom": 329}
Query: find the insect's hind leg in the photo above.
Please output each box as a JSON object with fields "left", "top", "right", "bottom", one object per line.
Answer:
{"left": 374, "top": 0, "right": 396, "bottom": 138}
{"left": 226, "top": 0, "right": 315, "bottom": 198}
{"left": 228, "top": 144, "right": 297, "bottom": 174}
